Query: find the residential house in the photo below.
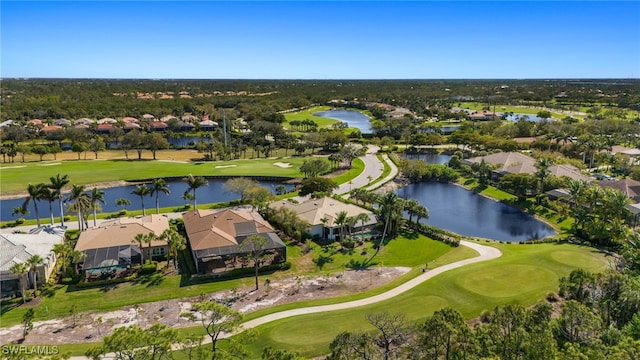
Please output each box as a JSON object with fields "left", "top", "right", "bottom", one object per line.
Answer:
{"left": 75, "top": 215, "right": 169, "bottom": 276}
{"left": 464, "top": 152, "right": 591, "bottom": 182}
{"left": 183, "top": 208, "right": 286, "bottom": 274}
{"left": 597, "top": 178, "right": 640, "bottom": 203}
{"left": 0, "top": 232, "right": 63, "bottom": 298}
{"left": 269, "top": 196, "right": 376, "bottom": 240}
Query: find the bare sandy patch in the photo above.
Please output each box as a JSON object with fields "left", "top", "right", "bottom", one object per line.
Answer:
{"left": 38, "top": 162, "right": 62, "bottom": 166}
{"left": 0, "top": 165, "right": 27, "bottom": 169}
{"left": 214, "top": 165, "right": 238, "bottom": 169}
{"left": 274, "top": 162, "right": 292, "bottom": 168}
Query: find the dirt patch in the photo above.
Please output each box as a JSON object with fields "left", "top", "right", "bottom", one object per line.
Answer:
{"left": 1, "top": 267, "right": 410, "bottom": 346}
{"left": 274, "top": 162, "right": 292, "bottom": 168}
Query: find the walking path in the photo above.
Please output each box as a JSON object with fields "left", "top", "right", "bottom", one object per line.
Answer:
{"left": 68, "top": 240, "right": 501, "bottom": 359}
{"left": 334, "top": 146, "right": 399, "bottom": 196}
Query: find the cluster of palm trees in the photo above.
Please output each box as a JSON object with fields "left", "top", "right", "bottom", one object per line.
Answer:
{"left": 132, "top": 228, "right": 186, "bottom": 268}
{"left": 9, "top": 255, "right": 45, "bottom": 303}
{"left": 22, "top": 174, "right": 105, "bottom": 230}
{"left": 566, "top": 179, "right": 632, "bottom": 246}
{"left": 349, "top": 189, "right": 429, "bottom": 247}
{"left": 331, "top": 210, "right": 372, "bottom": 242}
{"left": 131, "top": 174, "right": 208, "bottom": 215}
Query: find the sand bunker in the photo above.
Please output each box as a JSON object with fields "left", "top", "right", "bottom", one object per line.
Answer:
{"left": 215, "top": 165, "right": 237, "bottom": 168}
{"left": 274, "top": 162, "right": 292, "bottom": 168}
{"left": 1, "top": 165, "right": 26, "bottom": 169}
{"left": 38, "top": 162, "right": 62, "bottom": 166}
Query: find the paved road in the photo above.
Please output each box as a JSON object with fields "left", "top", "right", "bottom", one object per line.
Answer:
{"left": 334, "top": 145, "right": 399, "bottom": 196}
{"left": 67, "top": 240, "right": 500, "bottom": 359}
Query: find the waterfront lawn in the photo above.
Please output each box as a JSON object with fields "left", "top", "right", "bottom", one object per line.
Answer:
{"left": 242, "top": 242, "right": 611, "bottom": 358}
{"left": 0, "top": 157, "right": 308, "bottom": 195}
{"left": 283, "top": 106, "right": 337, "bottom": 129}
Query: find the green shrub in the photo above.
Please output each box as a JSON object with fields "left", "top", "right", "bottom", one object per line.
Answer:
{"left": 75, "top": 273, "right": 138, "bottom": 289}
{"left": 138, "top": 263, "right": 157, "bottom": 275}
{"left": 15, "top": 218, "right": 25, "bottom": 225}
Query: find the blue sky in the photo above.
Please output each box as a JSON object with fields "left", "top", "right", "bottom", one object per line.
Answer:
{"left": 2, "top": 1, "right": 639, "bottom": 79}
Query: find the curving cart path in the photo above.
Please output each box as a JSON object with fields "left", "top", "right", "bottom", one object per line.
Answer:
{"left": 69, "top": 240, "right": 501, "bottom": 359}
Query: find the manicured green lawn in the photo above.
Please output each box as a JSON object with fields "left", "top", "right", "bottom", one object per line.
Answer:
{"left": 241, "top": 242, "right": 611, "bottom": 358}
{"left": 283, "top": 106, "right": 338, "bottom": 129}
{"left": 329, "top": 158, "right": 364, "bottom": 186}
{"left": 0, "top": 157, "right": 310, "bottom": 195}
{"left": 458, "top": 102, "right": 581, "bottom": 120}
{"left": 0, "top": 232, "right": 453, "bottom": 328}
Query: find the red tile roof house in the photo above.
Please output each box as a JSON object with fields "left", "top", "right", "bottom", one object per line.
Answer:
{"left": 182, "top": 208, "right": 286, "bottom": 275}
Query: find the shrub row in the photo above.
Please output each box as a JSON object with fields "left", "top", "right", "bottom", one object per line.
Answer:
{"left": 74, "top": 273, "right": 138, "bottom": 289}
{"left": 412, "top": 222, "right": 461, "bottom": 247}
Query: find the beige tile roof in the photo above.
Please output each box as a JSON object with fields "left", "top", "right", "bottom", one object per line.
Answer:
{"left": 598, "top": 178, "right": 640, "bottom": 202}
{"left": 183, "top": 209, "right": 275, "bottom": 251}
{"left": 465, "top": 152, "right": 590, "bottom": 181}
{"left": 75, "top": 215, "right": 169, "bottom": 251}
{"left": 269, "top": 197, "right": 375, "bottom": 227}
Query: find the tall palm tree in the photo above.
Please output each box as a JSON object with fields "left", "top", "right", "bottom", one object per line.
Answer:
{"left": 49, "top": 174, "right": 70, "bottom": 227}
{"left": 404, "top": 199, "right": 421, "bottom": 224}
{"left": 535, "top": 157, "right": 553, "bottom": 196}
{"left": 182, "top": 174, "right": 207, "bottom": 208}
{"left": 9, "top": 263, "right": 29, "bottom": 303}
{"left": 413, "top": 204, "right": 429, "bottom": 225}
{"left": 150, "top": 178, "right": 170, "bottom": 214}
{"left": 377, "top": 192, "right": 404, "bottom": 249}
{"left": 115, "top": 198, "right": 131, "bottom": 210}
{"left": 68, "top": 184, "right": 89, "bottom": 231}
{"left": 22, "top": 183, "right": 46, "bottom": 227}
{"left": 26, "top": 255, "right": 44, "bottom": 293}
{"left": 89, "top": 187, "right": 106, "bottom": 227}
{"left": 334, "top": 210, "right": 349, "bottom": 241}
{"left": 40, "top": 187, "right": 57, "bottom": 225}
{"left": 131, "top": 184, "right": 150, "bottom": 216}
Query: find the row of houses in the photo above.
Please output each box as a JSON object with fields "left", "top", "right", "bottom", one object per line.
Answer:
{"left": 1, "top": 195, "right": 375, "bottom": 296}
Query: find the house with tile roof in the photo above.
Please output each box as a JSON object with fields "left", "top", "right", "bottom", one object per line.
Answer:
{"left": 182, "top": 208, "right": 286, "bottom": 274}
{"left": 464, "top": 152, "right": 591, "bottom": 182}
{"left": 75, "top": 215, "right": 169, "bottom": 275}
{"left": 269, "top": 197, "right": 376, "bottom": 240}
{"left": 0, "top": 232, "right": 63, "bottom": 298}
{"left": 597, "top": 178, "right": 640, "bottom": 203}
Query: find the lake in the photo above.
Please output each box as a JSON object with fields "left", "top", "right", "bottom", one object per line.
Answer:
{"left": 396, "top": 182, "right": 556, "bottom": 242}
{"left": 505, "top": 113, "right": 550, "bottom": 122}
{"left": 313, "top": 110, "right": 372, "bottom": 134}
{"left": 1, "top": 179, "right": 295, "bottom": 222}
{"left": 404, "top": 153, "right": 452, "bottom": 165}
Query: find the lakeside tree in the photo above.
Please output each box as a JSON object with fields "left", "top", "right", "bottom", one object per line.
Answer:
{"left": 223, "top": 177, "right": 259, "bottom": 203}
{"left": 22, "top": 183, "right": 46, "bottom": 227}
{"left": 49, "top": 173, "right": 70, "bottom": 227}
{"left": 89, "top": 187, "right": 105, "bottom": 227}
{"left": 131, "top": 184, "right": 150, "bottom": 216}
{"left": 150, "top": 178, "right": 170, "bottom": 214}
{"left": 89, "top": 136, "right": 106, "bottom": 159}
{"left": 299, "top": 177, "right": 338, "bottom": 197}
{"left": 300, "top": 158, "right": 330, "bottom": 178}
{"left": 147, "top": 133, "right": 170, "bottom": 160}
{"left": 183, "top": 174, "right": 207, "bottom": 208}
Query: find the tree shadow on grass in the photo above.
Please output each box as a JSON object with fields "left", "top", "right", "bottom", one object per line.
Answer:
{"left": 132, "top": 273, "right": 165, "bottom": 287}
{"left": 313, "top": 254, "right": 334, "bottom": 270}
{"left": 346, "top": 258, "right": 378, "bottom": 270}
{"left": 472, "top": 184, "right": 487, "bottom": 193}
{"left": 99, "top": 284, "right": 120, "bottom": 293}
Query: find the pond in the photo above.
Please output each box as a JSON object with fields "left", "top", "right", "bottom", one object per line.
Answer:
{"left": 396, "top": 182, "right": 556, "bottom": 242}
{"left": 0, "top": 179, "right": 295, "bottom": 222}
{"left": 313, "top": 110, "right": 372, "bottom": 134}
{"left": 106, "top": 136, "right": 208, "bottom": 149}
{"left": 505, "top": 113, "right": 550, "bottom": 122}
{"left": 404, "top": 153, "right": 452, "bottom": 165}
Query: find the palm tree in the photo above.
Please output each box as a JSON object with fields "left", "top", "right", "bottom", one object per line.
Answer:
{"left": 377, "top": 192, "right": 404, "bottom": 249}
{"left": 355, "top": 212, "right": 371, "bottom": 234}
{"left": 161, "top": 228, "right": 186, "bottom": 269}
{"left": 115, "top": 198, "right": 131, "bottom": 210}
{"left": 535, "top": 157, "right": 552, "bottom": 195}
{"left": 131, "top": 184, "right": 150, "bottom": 216}
{"left": 183, "top": 174, "right": 207, "bottom": 208}
{"left": 68, "top": 184, "right": 89, "bottom": 231}
{"left": 69, "top": 250, "right": 84, "bottom": 276}
{"left": 320, "top": 216, "right": 329, "bottom": 239}
{"left": 49, "top": 173, "right": 70, "bottom": 227}
{"left": 404, "top": 199, "right": 421, "bottom": 224}
{"left": 89, "top": 187, "right": 105, "bottom": 227}
{"left": 10, "top": 263, "right": 29, "bottom": 303}
{"left": 334, "top": 210, "right": 349, "bottom": 241}
{"left": 26, "top": 255, "right": 44, "bottom": 294}
{"left": 52, "top": 243, "right": 72, "bottom": 275}
{"left": 150, "top": 178, "right": 170, "bottom": 214}
{"left": 23, "top": 183, "right": 46, "bottom": 227}
{"left": 413, "top": 204, "right": 429, "bottom": 225}
{"left": 133, "top": 233, "right": 149, "bottom": 263}
{"left": 40, "top": 187, "right": 57, "bottom": 225}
